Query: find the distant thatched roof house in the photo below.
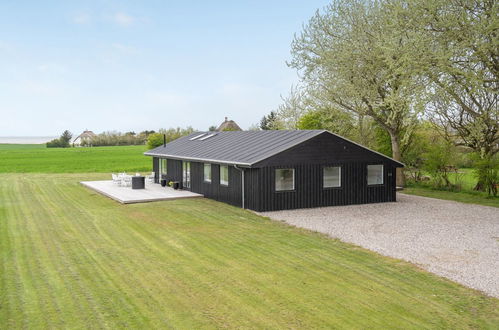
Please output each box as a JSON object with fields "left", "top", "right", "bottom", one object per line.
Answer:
{"left": 73, "top": 130, "right": 96, "bottom": 146}
{"left": 217, "top": 117, "right": 242, "bottom": 131}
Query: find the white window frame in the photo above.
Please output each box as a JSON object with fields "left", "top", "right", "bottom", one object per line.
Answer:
{"left": 204, "top": 163, "right": 212, "bottom": 183}
{"left": 275, "top": 168, "right": 295, "bottom": 192}
{"left": 367, "top": 164, "right": 384, "bottom": 185}
{"left": 323, "top": 166, "right": 341, "bottom": 188}
{"left": 220, "top": 165, "right": 229, "bottom": 186}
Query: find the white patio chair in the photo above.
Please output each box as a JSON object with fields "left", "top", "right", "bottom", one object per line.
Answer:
{"left": 112, "top": 174, "right": 121, "bottom": 186}
{"left": 122, "top": 175, "right": 132, "bottom": 187}
{"left": 117, "top": 173, "right": 127, "bottom": 184}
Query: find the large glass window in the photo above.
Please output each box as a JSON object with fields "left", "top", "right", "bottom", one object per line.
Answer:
{"left": 204, "top": 163, "right": 212, "bottom": 183}
{"left": 324, "top": 166, "right": 341, "bottom": 188}
{"left": 367, "top": 164, "right": 384, "bottom": 185}
{"left": 220, "top": 165, "right": 229, "bottom": 186}
{"left": 159, "top": 159, "right": 167, "bottom": 177}
{"left": 182, "top": 161, "right": 191, "bottom": 189}
{"left": 275, "top": 169, "right": 295, "bottom": 191}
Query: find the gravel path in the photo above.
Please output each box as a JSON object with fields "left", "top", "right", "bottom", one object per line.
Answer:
{"left": 259, "top": 193, "right": 499, "bottom": 298}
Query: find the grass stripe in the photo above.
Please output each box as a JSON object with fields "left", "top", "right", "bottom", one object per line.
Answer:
{"left": 1, "top": 173, "right": 497, "bottom": 329}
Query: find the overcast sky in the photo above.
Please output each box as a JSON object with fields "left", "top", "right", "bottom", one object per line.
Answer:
{"left": 0, "top": 0, "right": 329, "bottom": 136}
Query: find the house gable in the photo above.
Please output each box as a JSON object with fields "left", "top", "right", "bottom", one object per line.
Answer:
{"left": 253, "top": 131, "right": 402, "bottom": 168}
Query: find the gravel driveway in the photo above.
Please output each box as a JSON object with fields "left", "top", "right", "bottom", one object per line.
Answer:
{"left": 259, "top": 193, "right": 499, "bottom": 298}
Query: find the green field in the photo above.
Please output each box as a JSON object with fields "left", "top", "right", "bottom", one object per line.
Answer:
{"left": 447, "top": 168, "right": 478, "bottom": 190}
{"left": 405, "top": 168, "right": 499, "bottom": 208}
{"left": 0, "top": 144, "right": 150, "bottom": 173}
{"left": 403, "top": 187, "right": 499, "bottom": 208}
{"left": 1, "top": 173, "right": 498, "bottom": 328}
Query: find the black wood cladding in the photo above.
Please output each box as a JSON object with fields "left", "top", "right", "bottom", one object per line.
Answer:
{"left": 253, "top": 162, "right": 396, "bottom": 211}
{"left": 152, "top": 157, "right": 159, "bottom": 183}
{"left": 254, "top": 133, "right": 396, "bottom": 167}
{"left": 153, "top": 156, "right": 396, "bottom": 211}
{"left": 157, "top": 158, "right": 243, "bottom": 208}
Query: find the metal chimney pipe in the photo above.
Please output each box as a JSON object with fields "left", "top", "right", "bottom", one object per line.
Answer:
{"left": 163, "top": 134, "right": 166, "bottom": 147}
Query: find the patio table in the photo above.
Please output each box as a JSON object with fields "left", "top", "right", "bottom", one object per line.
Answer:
{"left": 132, "top": 176, "right": 145, "bottom": 189}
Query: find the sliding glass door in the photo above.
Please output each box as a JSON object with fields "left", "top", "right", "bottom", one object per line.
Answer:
{"left": 182, "top": 161, "right": 191, "bottom": 189}
{"left": 159, "top": 158, "right": 167, "bottom": 180}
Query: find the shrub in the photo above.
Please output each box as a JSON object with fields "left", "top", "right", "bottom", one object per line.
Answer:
{"left": 472, "top": 154, "right": 498, "bottom": 196}
{"left": 81, "top": 131, "right": 147, "bottom": 147}
{"left": 423, "top": 141, "right": 458, "bottom": 190}
{"left": 147, "top": 127, "right": 194, "bottom": 149}
{"left": 147, "top": 133, "right": 165, "bottom": 149}
{"left": 46, "top": 139, "right": 64, "bottom": 148}
{"left": 46, "top": 130, "right": 72, "bottom": 148}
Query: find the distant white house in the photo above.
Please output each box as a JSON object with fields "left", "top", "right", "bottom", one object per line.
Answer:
{"left": 73, "top": 130, "right": 96, "bottom": 146}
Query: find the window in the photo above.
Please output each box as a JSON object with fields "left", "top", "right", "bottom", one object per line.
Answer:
{"left": 204, "top": 163, "right": 212, "bottom": 183}
{"left": 324, "top": 166, "right": 341, "bottom": 188}
{"left": 220, "top": 165, "right": 229, "bottom": 186}
{"left": 182, "top": 161, "right": 191, "bottom": 189}
{"left": 275, "top": 169, "right": 295, "bottom": 191}
{"left": 367, "top": 164, "right": 384, "bottom": 185}
{"left": 189, "top": 133, "right": 206, "bottom": 140}
{"left": 199, "top": 133, "right": 217, "bottom": 141}
{"left": 159, "top": 159, "right": 167, "bottom": 177}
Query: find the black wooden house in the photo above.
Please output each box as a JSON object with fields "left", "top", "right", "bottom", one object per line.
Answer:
{"left": 144, "top": 130, "right": 403, "bottom": 211}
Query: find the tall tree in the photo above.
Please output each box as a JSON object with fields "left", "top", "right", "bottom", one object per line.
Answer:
{"left": 260, "top": 111, "right": 281, "bottom": 130}
{"left": 60, "top": 130, "right": 72, "bottom": 145}
{"left": 389, "top": 0, "right": 499, "bottom": 190}
{"left": 275, "top": 85, "right": 307, "bottom": 129}
{"left": 406, "top": 0, "right": 498, "bottom": 159}
{"left": 290, "top": 0, "right": 424, "bottom": 186}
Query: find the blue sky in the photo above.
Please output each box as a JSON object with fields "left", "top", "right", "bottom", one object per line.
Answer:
{"left": 0, "top": 0, "right": 329, "bottom": 136}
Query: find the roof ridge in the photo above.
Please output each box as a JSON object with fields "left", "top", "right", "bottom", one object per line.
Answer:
{"left": 144, "top": 129, "right": 403, "bottom": 167}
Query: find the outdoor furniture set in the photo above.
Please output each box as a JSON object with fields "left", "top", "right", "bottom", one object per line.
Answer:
{"left": 112, "top": 172, "right": 155, "bottom": 189}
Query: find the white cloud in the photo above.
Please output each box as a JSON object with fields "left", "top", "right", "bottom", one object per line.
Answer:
{"left": 112, "top": 12, "right": 135, "bottom": 26}
{"left": 37, "top": 63, "right": 67, "bottom": 74}
{"left": 19, "top": 80, "right": 68, "bottom": 96}
{"left": 111, "top": 43, "right": 139, "bottom": 55}
{"left": 144, "top": 90, "right": 192, "bottom": 108}
{"left": 72, "top": 12, "right": 91, "bottom": 25}
{"left": 71, "top": 11, "right": 138, "bottom": 27}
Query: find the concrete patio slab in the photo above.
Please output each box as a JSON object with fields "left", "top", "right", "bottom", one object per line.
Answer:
{"left": 81, "top": 180, "right": 203, "bottom": 204}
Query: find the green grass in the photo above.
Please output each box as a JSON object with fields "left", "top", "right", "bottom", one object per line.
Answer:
{"left": 402, "top": 187, "right": 499, "bottom": 208}
{"left": 1, "top": 173, "right": 498, "bottom": 328}
{"left": 447, "top": 168, "right": 477, "bottom": 190}
{"left": 405, "top": 168, "right": 498, "bottom": 208}
{"left": 0, "top": 144, "right": 150, "bottom": 173}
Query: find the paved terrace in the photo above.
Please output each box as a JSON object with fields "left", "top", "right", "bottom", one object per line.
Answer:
{"left": 81, "top": 180, "right": 202, "bottom": 204}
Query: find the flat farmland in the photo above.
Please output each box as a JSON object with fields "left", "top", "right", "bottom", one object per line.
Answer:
{"left": 0, "top": 144, "right": 150, "bottom": 173}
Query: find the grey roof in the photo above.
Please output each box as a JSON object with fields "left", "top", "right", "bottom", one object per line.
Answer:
{"left": 144, "top": 130, "right": 404, "bottom": 167}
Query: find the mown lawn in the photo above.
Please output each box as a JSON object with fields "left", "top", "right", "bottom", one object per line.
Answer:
{"left": 403, "top": 187, "right": 499, "bottom": 208}
{"left": 405, "top": 168, "right": 499, "bottom": 208}
{"left": 0, "top": 144, "right": 150, "bottom": 173}
{"left": 1, "top": 173, "right": 497, "bottom": 328}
